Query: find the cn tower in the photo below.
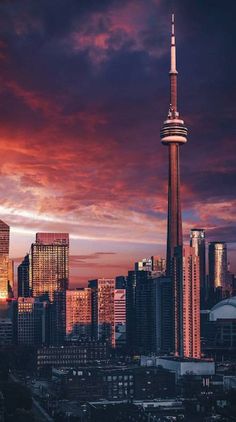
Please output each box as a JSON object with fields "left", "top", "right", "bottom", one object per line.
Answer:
{"left": 160, "top": 14, "right": 188, "bottom": 275}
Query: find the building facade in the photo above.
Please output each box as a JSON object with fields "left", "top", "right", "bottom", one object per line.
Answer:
{"left": 31, "top": 232, "right": 69, "bottom": 301}
{"left": 89, "top": 278, "right": 115, "bottom": 347}
{"left": 173, "top": 246, "right": 201, "bottom": 358}
{"left": 66, "top": 288, "right": 92, "bottom": 339}
{"left": 0, "top": 220, "right": 10, "bottom": 299}
{"left": 190, "top": 229, "right": 206, "bottom": 309}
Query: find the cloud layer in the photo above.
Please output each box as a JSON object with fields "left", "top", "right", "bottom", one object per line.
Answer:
{"left": 0, "top": 0, "right": 235, "bottom": 283}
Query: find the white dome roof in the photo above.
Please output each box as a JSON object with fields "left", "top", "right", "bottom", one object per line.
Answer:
{"left": 210, "top": 296, "right": 236, "bottom": 321}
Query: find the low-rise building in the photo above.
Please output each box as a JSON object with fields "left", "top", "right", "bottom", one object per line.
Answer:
{"left": 36, "top": 341, "right": 108, "bottom": 373}
{"left": 141, "top": 356, "right": 215, "bottom": 379}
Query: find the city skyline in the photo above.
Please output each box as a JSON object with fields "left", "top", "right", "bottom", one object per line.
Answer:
{"left": 0, "top": 1, "right": 235, "bottom": 285}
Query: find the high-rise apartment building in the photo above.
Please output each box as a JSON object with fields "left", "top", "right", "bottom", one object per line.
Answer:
{"left": 18, "top": 254, "right": 30, "bottom": 297}
{"left": 173, "top": 246, "right": 201, "bottom": 359}
{"left": 31, "top": 233, "right": 69, "bottom": 301}
{"left": 0, "top": 220, "right": 10, "bottom": 299}
{"left": 190, "top": 229, "right": 206, "bottom": 308}
{"left": 89, "top": 279, "right": 115, "bottom": 347}
{"left": 66, "top": 288, "right": 92, "bottom": 338}
{"left": 209, "top": 242, "right": 227, "bottom": 304}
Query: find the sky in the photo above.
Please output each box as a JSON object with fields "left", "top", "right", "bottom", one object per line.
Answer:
{"left": 0, "top": 0, "right": 235, "bottom": 286}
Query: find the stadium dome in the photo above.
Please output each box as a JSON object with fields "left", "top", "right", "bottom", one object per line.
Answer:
{"left": 209, "top": 296, "right": 236, "bottom": 321}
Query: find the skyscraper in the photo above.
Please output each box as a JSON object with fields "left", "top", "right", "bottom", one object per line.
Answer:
{"left": 16, "top": 297, "right": 50, "bottom": 346}
{"left": 89, "top": 278, "right": 115, "bottom": 347}
{"left": 18, "top": 254, "right": 30, "bottom": 298}
{"left": 0, "top": 220, "right": 10, "bottom": 299}
{"left": 190, "top": 229, "right": 206, "bottom": 308}
{"left": 66, "top": 288, "right": 92, "bottom": 339}
{"left": 173, "top": 246, "right": 201, "bottom": 359}
{"left": 209, "top": 242, "right": 227, "bottom": 303}
{"left": 31, "top": 233, "right": 69, "bottom": 301}
{"left": 30, "top": 233, "right": 69, "bottom": 345}
{"left": 160, "top": 15, "right": 188, "bottom": 275}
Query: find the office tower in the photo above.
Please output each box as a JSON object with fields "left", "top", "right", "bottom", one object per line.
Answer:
{"left": 126, "top": 271, "right": 137, "bottom": 354}
{"left": 114, "top": 289, "right": 126, "bottom": 348}
{"left": 89, "top": 279, "right": 115, "bottom": 347}
{"left": 0, "top": 220, "right": 10, "bottom": 299}
{"left": 209, "top": 242, "right": 227, "bottom": 304}
{"left": 173, "top": 246, "right": 201, "bottom": 358}
{"left": 66, "top": 288, "right": 92, "bottom": 339}
{"left": 135, "top": 271, "right": 156, "bottom": 354}
{"left": 190, "top": 229, "right": 206, "bottom": 308}
{"left": 17, "top": 297, "right": 50, "bottom": 346}
{"left": 153, "top": 277, "right": 173, "bottom": 354}
{"left": 18, "top": 254, "right": 30, "bottom": 297}
{"left": 160, "top": 15, "right": 188, "bottom": 275}
{"left": 151, "top": 256, "right": 166, "bottom": 275}
{"left": 31, "top": 233, "right": 69, "bottom": 344}
{"left": 126, "top": 270, "right": 156, "bottom": 354}
{"left": 31, "top": 232, "right": 69, "bottom": 300}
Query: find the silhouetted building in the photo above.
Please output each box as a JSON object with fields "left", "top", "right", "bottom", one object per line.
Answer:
{"left": 153, "top": 276, "right": 173, "bottom": 354}
{"left": 126, "top": 270, "right": 137, "bottom": 354}
{"left": 66, "top": 288, "right": 92, "bottom": 339}
{"left": 209, "top": 242, "right": 227, "bottom": 305}
{"left": 18, "top": 254, "right": 30, "bottom": 297}
{"left": 89, "top": 278, "right": 115, "bottom": 347}
{"left": 0, "top": 318, "right": 12, "bottom": 345}
{"left": 52, "top": 366, "right": 175, "bottom": 401}
{"left": 0, "top": 220, "right": 10, "bottom": 299}
{"left": 173, "top": 246, "right": 201, "bottom": 358}
{"left": 36, "top": 341, "right": 108, "bottom": 373}
{"left": 7, "top": 259, "right": 14, "bottom": 298}
{"left": 135, "top": 271, "right": 155, "bottom": 354}
{"left": 190, "top": 229, "right": 206, "bottom": 309}
{"left": 16, "top": 297, "right": 50, "bottom": 346}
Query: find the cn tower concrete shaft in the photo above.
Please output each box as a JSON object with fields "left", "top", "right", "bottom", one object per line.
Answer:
{"left": 167, "top": 143, "right": 182, "bottom": 274}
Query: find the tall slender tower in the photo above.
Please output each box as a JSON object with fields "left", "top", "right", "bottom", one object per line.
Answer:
{"left": 160, "top": 14, "right": 188, "bottom": 275}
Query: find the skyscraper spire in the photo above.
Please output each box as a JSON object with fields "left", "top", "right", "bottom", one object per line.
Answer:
{"left": 160, "top": 14, "right": 188, "bottom": 276}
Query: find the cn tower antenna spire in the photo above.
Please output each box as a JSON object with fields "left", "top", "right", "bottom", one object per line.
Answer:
{"left": 169, "top": 13, "right": 178, "bottom": 115}
{"left": 171, "top": 13, "right": 177, "bottom": 73}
